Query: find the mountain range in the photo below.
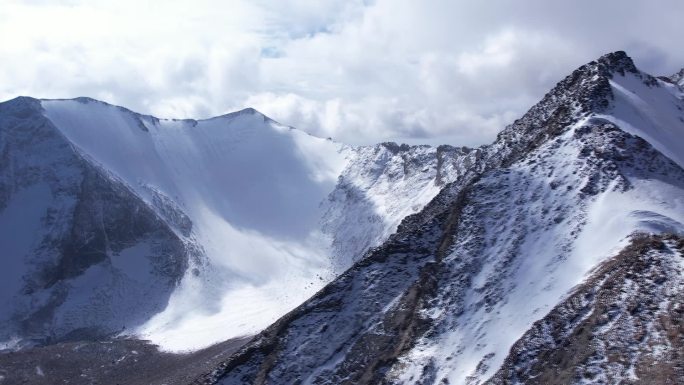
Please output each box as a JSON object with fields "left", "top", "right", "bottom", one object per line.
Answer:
{"left": 0, "top": 51, "right": 682, "bottom": 384}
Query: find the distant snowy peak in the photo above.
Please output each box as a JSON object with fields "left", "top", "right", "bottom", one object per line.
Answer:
{"left": 196, "top": 106, "right": 286, "bottom": 128}
{"left": 48, "top": 97, "right": 277, "bottom": 127}
{"left": 664, "top": 67, "right": 684, "bottom": 87}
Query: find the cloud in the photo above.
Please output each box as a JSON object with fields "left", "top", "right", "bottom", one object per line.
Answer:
{"left": 1, "top": 0, "right": 683, "bottom": 146}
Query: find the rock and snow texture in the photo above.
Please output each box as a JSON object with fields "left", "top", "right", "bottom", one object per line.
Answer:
{"left": 0, "top": 97, "right": 463, "bottom": 351}
{"left": 201, "top": 52, "right": 684, "bottom": 385}
{"left": 666, "top": 68, "right": 684, "bottom": 88}
{"left": 387, "top": 121, "right": 684, "bottom": 385}
{"left": 488, "top": 234, "right": 684, "bottom": 385}
{"left": 321, "top": 143, "right": 478, "bottom": 270}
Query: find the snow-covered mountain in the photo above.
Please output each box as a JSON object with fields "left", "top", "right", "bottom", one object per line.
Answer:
{"left": 0, "top": 96, "right": 467, "bottom": 352}
{"left": 1, "top": 51, "right": 683, "bottom": 385}
{"left": 199, "top": 52, "right": 684, "bottom": 384}
{"left": 664, "top": 67, "right": 684, "bottom": 88}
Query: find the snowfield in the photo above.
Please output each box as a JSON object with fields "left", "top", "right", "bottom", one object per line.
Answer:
{"left": 1, "top": 97, "right": 465, "bottom": 352}
{"left": 41, "top": 100, "right": 351, "bottom": 350}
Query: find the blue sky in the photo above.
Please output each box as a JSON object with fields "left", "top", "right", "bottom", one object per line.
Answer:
{"left": 1, "top": 0, "right": 683, "bottom": 146}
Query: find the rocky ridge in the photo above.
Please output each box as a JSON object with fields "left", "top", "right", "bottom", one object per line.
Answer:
{"left": 196, "top": 51, "right": 684, "bottom": 385}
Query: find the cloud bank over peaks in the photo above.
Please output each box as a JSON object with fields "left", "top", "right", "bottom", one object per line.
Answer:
{"left": 1, "top": 0, "right": 683, "bottom": 146}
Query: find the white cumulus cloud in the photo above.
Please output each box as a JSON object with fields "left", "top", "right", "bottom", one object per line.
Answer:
{"left": 1, "top": 0, "right": 683, "bottom": 146}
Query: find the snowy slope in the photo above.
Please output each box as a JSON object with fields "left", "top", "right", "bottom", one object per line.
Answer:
{"left": 393, "top": 59, "right": 684, "bottom": 385}
{"left": 40, "top": 99, "right": 351, "bottom": 351}
{"left": 0, "top": 98, "right": 190, "bottom": 350}
{"left": 488, "top": 233, "right": 684, "bottom": 384}
{"left": 602, "top": 71, "right": 684, "bottom": 168}
{"left": 0, "top": 97, "right": 464, "bottom": 352}
{"left": 388, "top": 118, "right": 684, "bottom": 385}
{"left": 202, "top": 52, "right": 684, "bottom": 385}
{"left": 321, "top": 143, "right": 478, "bottom": 269}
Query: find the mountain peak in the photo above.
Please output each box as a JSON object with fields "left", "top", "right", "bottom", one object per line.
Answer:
{"left": 670, "top": 67, "right": 684, "bottom": 86}
{"left": 490, "top": 51, "right": 636, "bottom": 165}
{"left": 594, "top": 50, "right": 638, "bottom": 76}
{"left": 223, "top": 106, "right": 260, "bottom": 116}
{"left": 206, "top": 106, "right": 278, "bottom": 125}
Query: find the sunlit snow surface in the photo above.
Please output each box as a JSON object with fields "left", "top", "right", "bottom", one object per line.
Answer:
{"left": 39, "top": 100, "right": 458, "bottom": 351}
{"left": 603, "top": 73, "right": 684, "bottom": 169}
{"left": 40, "top": 101, "right": 348, "bottom": 350}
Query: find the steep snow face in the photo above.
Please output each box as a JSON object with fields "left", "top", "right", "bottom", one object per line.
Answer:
{"left": 0, "top": 98, "right": 188, "bottom": 349}
{"left": 0, "top": 98, "right": 462, "bottom": 352}
{"left": 601, "top": 71, "right": 684, "bottom": 169}
{"left": 41, "top": 99, "right": 351, "bottom": 351}
{"left": 42, "top": 99, "right": 350, "bottom": 270}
